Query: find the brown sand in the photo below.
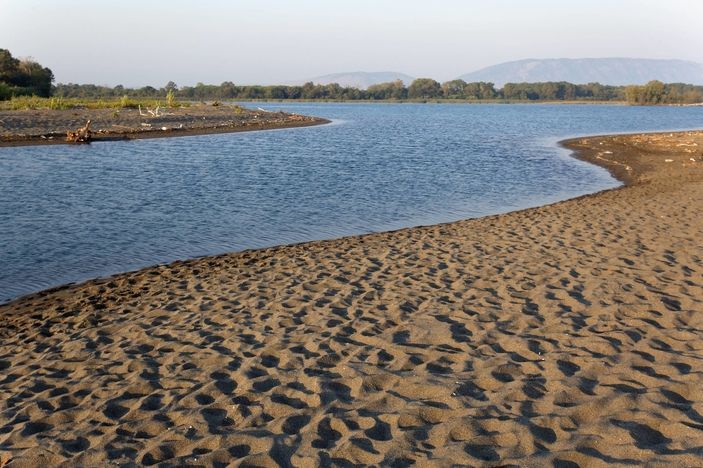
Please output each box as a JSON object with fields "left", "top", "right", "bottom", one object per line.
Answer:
{"left": 1, "top": 130, "right": 702, "bottom": 466}
{"left": 0, "top": 104, "right": 328, "bottom": 147}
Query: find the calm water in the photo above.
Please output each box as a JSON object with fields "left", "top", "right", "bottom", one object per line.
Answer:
{"left": 1, "top": 103, "right": 702, "bottom": 302}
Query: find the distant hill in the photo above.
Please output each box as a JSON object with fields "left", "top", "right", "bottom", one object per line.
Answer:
{"left": 458, "top": 58, "right": 703, "bottom": 87}
{"left": 301, "top": 72, "right": 415, "bottom": 89}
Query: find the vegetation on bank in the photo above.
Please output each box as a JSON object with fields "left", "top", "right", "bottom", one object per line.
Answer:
{"left": 623, "top": 80, "right": 703, "bottom": 105}
{"left": 48, "top": 79, "right": 703, "bottom": 106}
{"left": 0, "top": 95, "right": 189, "bottom": 111}
{"left": 1, "top": 49, "right": 702, "bottom": 107}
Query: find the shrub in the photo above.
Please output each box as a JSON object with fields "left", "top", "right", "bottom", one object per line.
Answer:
{"left": 166, "top": 89, "right": 175, "bottom": 107}
{"left": 0, "top": 82, "right": 12, "bottom": 100}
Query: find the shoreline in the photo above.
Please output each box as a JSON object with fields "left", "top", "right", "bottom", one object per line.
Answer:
{"left": 560, "top": 132, "right": 639, "bottom": 187}
{"left": 0, "top": 104, "right": 329, "bottom": 148}
{"left": 0, "top": 132, "right": 622, "bottom": 306}
{"left": 0, "top": 128, "right": 687, "bottom": 306}
{"left": 559, "top": 128, "right": 698, "bottom": 186}
{"left": 560, "top": 128, "right": 701, "bottom": 186}
{"left": 1, "top": 130, "right": 702, "bottom": 465}
{"left": 0, "top": 119, "right": 330, "bottom": 148}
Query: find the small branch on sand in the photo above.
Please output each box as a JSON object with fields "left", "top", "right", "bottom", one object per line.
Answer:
{"left": 66, "top": 120, "right": 92, "bottom": 143}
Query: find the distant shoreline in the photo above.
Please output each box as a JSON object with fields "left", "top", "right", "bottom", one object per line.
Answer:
{"left": 234, "top": 98, "right": 698, "bottom": 106}
{"left": 47, "top": 77, "right": 703, "bottom": 105}
{"left": 234, "top": 98, "right": 631, "bottom": 105}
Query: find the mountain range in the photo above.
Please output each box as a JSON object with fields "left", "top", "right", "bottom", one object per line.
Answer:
{"left": 458, "top": 58, "right": 703, "bottom": 87}
{"left": 302, "top": 58, "right": 703, "bottom": 89}
{"left": 300, "top": 72, "right": 415, "bottom": 89}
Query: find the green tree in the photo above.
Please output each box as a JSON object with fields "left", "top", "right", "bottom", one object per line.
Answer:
{"left": 240, "top": 85, "right": 265, "bottom": 99}
{"left": 164, "top": 81, "right": 178, "bottom": 97}
{"left": 643, "top": 80, "right": 665, "bottom": 104}
{"left": 624, "top": 85, "right": 643, "bottom": 104}
{"left": 441, "top": 79, "right": 466, "bottom": 99}
{"left": 218, "top": 81, "right": 238, "bottom": 98}
{"left": 286, "top": 86, "right": 302, "bottom": 99}
{"left": 266, "top": 85, "right": 288, "bottom": 99}
{"left": 367, "top": 80, "right": 407, "bottom": 100}
{"left": 408, "top": 78, "right": 441, "bottom": 99}
{"left": 322, "top": 83, "right": 343, "bottom": 99}
{"left": 0, "top": 49, "right": 20, "bottom": 84}
{"left": 0, "top": 81, "right": 13, "bottom": 100}
{"left": 502, "top": 83, "right": 529, "bottom": 100}
{"left": 0, "top": 50, "right": 54, "bottom": 98}
{"left": 478, "top": 82, "right": 497, "bottom": 99}
{"left": 682, "top": 88, "right": 703, "bottom": 104}
{"left": 17, "top": 59, "right": 54, "bottom": 97}
{"left": 138, "top": 85, "right": 159, "bottom": 97}
{"left": 389, "top": 80, "right": 408, "bottom": 99}
{"left": 464, "top": 81, "right": 496, "bottom": 99}
{"left": 301, "top": 81, "right": 317, "bottom": 99}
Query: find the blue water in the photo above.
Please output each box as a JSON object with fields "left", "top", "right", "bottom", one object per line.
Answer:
{"left": 1, "top": 103, "right": 702, "bottom": 302}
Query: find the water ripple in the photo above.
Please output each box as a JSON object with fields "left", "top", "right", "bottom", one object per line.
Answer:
{"left": 1, "top": 103, "right": 702, "bottom": 301}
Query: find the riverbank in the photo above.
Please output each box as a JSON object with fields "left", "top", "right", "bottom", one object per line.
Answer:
{"left": 0, "top": 130, "right": 702, "bottom": 466}
{"left": 0, "top": 104, "right": 328, "bottom": 147}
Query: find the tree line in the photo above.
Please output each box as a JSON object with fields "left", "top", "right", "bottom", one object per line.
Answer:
{"left": 623, "top": 81, "right": 703, "bottom": 105}
{"left": 1, "top": 49, "right": 701, "bottom": 105}
{"left": 51, "top": 79, "right": 703, "bottom": 105}
{"left": 0, "top": 49, "right": 54, "bottom": 99}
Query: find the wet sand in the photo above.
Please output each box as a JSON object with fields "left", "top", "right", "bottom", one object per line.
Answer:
{"left": 0, "top": 130, "right": 702, "bottom": 466}
{"left": 0, "top": 104, "right": 328, "bottom": 147}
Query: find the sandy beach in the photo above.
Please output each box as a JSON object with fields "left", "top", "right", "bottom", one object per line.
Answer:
{"left": 1, "top": 129, "right": 702, "bottom": 466}
{"left": 0, "top": 104, "right": 327, "bottom": 147}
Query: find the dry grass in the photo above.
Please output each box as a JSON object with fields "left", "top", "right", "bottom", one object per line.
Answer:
{"left": 0, "top": 96, "right": 189, "bottom": 111}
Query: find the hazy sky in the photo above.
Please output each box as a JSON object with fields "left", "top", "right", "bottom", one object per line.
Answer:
{"left": 2, "top": 0, "right": 702, "bottom": 87}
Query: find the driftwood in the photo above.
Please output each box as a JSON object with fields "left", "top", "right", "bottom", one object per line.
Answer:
{"left": 139, "top": 105, "right": 163, "bottom": 117}
{"left": 66, "top": 120, "right": 92, "bottom": 143}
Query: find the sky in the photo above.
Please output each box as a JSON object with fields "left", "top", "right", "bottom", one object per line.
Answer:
{"left": 1, "top": 0, "right": 702, "bottom": 87}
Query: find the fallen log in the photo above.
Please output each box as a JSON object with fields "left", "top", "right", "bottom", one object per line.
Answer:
{"left": 66, "top": 120, "right": 92, "bottom": 143}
